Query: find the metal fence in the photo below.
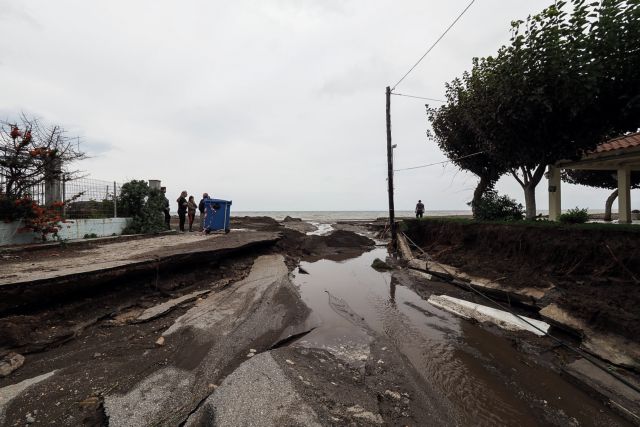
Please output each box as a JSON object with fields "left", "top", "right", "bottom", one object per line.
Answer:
{"left": 62, "top": 177, "right": 123, "bottom": 219}
{"left": 0, "top": 175, "right": 47, "bottom": 206}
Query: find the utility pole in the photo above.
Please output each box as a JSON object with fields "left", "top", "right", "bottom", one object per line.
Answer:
{"left": 386, "top": 86, "right": 397, "bottom": 249}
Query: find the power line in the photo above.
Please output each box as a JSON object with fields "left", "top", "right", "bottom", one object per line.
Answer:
{"left": 391, "top": 0, "right": 477, "bottom": 91}
{"left": 392, "top": 92, "right": 446, "bottom": 102}
{"left": 394, "top": 150, "right": 485, "bottom": 172}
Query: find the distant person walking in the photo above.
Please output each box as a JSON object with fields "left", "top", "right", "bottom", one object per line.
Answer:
{"left": 198, "top": 193, "right": 209, "bottom": 231}
{"left": 187, "top": 195, "right": 198, "bottom": 232}
{"left": 161, "top": 187, "right": 171, "bottom": 230}
{"left": 177, "top": 191, "right": 188, "bottom": 232}
{"left": 415, "top": 200, "right": 425, "bottom": 219}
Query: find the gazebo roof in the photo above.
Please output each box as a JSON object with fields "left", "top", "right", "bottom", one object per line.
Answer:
{"left": 594, "top": 132, "right": 640, "bottom": 154}
{"left": 557, "top": 131, "right": 640, "bottom": 171}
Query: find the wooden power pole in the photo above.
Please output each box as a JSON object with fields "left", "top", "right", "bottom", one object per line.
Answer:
{"left": 386, "top": 86, "right": 397, "bottom": 248}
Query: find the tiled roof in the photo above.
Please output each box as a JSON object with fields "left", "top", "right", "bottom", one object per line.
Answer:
{"left": 595, "top": 132, "right": 640, "bottom": 153}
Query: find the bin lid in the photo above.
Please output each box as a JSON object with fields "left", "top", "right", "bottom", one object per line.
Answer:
{"left": 204, "top": 198, "right": 232, "bottom": 205}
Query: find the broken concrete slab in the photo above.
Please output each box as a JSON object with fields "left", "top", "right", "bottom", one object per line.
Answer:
{"left": 564, "top": 358, "right": 640, "bottom": 423}
{"left": 104, "top": 254, "right": 314, "bottom": 426}
{"left": 0, "top": 231, "right": 280, "bottom": 314}
{"left": 410, "top": 258, "right": 550, "bottom": 304}
{"left": 0, "top": 371, "right": 56, "bottom": 424}
{"left": 184, "top": 352, "right": 322, "bottom": 427}
{"left": 135, "top": 290, "right": 210, "bottom": 322}
{"left": 0, "top": 231, "right": 279, "bottom": 288}
{"left": 540, "top": 303, "right": 640, "bottom": 371}
{"left": 428, "top": 295, "right": 550, "bottom": 336}
{"left": 0, "top": 353, "right": 25, "bottom": 377}
{"left": 397, "top": 234, "right": 414, "bottom": 261}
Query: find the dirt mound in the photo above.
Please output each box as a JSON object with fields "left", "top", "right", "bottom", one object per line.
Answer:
{"left": 403, "top": 219, "right": 640, "bottom": 341}
{"left": 324, "top": 230, "right": 375, "bottom": 248}
{"left": 231, "top": 216, "right": 282, "bottom": 232}
{"left": 275, "top": 229, "right": 375, "bottom": 263}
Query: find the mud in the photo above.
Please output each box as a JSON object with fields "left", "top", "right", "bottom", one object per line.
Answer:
{"left": 0, "top": 217, "right": 635, "bottom": 426}
{"left": 291, "top": 247, "right": 632, "bottom": 426}
{"left": 403, "top": 219, "right": 640, "bottom": 341}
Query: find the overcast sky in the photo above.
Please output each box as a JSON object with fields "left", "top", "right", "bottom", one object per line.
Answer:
{"left": 1, "top": 0, "right": 633, "bottom": 212}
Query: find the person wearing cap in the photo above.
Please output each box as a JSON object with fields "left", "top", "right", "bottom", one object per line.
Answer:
{"left": 198, "top": 193, "right": 209, "bottom": 231}
{"left": 415, "top": 200, "right": 425, "bottom": 219}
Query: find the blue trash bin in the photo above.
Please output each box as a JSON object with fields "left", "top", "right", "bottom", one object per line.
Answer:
{"left": 203, "top": 199, "right": 232, "bottom": 233}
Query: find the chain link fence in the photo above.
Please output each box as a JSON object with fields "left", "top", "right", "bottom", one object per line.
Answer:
{"left": 62, "top": 177, "right": 123, "bottom": 219}
{"left": 0, "top": 175, "right": 124, "bottom": 219}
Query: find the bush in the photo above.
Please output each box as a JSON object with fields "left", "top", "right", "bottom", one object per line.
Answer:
{"left": 559, "top": 207, "right": 589, "bottom": 224}
{"left": 120, "top": 181, "right": 165, "bottom": 234}
{"left": 471, "top": 190, "right": 524, "bottom": 221}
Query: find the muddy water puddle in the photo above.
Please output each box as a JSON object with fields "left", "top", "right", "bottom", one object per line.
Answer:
{"left": 293, "top": 248, "right": 630, "bottom": 426}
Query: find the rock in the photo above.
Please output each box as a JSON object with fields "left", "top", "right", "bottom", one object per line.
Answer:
{"left": 298, "top": 266, "right": 310, "bottom": 275}
{"left": 79, "top": 397, "right": 100, "bottom": 407}
{"left": 283, "top": 216, "right": 302, "bottom": 222}
{"left": 384, "top": 390, "right": 402, "bottom": 400}
{"left": 346, "top": 405, "right": 384, "bottom": 424}
{"left": 246, "top": 353, "right": 255, "bottom": 358}
{"left": 155, "top": 336, "right": 165, "bottom": 347}
{"left": 371, "top": 258, "right": 392, "bottom": 271}
{"left": 0, "top": 352, "right": 25, "bottom": 377}
{"left": 93, "top": 353, "right": 102, "bottom": 358}
{"left": 285, "top": 359, "right": 295, "bottom": 365}
{"left": 25, "top": 414, "right": 35, "bottom": 424}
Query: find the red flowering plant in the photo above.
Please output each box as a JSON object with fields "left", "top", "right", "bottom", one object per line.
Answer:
{"left": 1, "top": 115, "right": 85, "bottom": 212}
{"left": 17, "top": 193, "right": 83, "bottom": 242}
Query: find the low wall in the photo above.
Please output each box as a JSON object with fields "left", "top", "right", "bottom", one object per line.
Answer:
{"left": 0, "top": 218, "right": 130, "bottom": 246}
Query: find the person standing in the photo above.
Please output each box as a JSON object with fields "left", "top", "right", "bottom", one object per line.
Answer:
{"left": 198, "top": 193, "right": 209, "bottom": 231}
{"left": 415, "top": 200, "right": 425, "bottom": 219}
{"left": 187, "top": 195, "right": 198, "bottom": 232}
{"left": 176, "top": 191, "right": 188, "bottom": 232}
{"left": 161, "top": 187, "right": 171, "bottom": 230}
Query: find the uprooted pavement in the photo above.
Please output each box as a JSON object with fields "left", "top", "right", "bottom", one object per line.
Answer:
{"left": 0, "top": 216, "right": 637, "bottom": 426}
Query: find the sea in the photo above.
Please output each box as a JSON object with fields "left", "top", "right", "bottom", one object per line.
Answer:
{"left": 232, "top": 210, "right": 472, "bottom": 221}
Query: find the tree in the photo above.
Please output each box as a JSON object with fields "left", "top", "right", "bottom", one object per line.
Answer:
{"left": 563, "top": 169, "right": 640, "bottom": 220}
{"left": 427, "top": 73, "right": 507, "bottom": 215}
{"left": 427, "top": 0, "right": 640, "bottom": 220}
{"left": 0, "top": 114, "right": 85, "bottom": 201}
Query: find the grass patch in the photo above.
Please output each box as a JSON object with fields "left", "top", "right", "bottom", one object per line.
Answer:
{"left": 403, "top": 216, "right": 640, "bottom": 233}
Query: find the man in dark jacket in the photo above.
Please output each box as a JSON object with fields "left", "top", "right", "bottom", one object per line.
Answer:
{"left": 161, "top": 187, "right": 171, "bottom": 230}
{"left": 415, "top": 200, "right": 425, "bottom": 219}
{"left": 177, "top": 191, "right": 188, "bottom": 232}
{"left": 198, "top": 193, "right": 209, "bottom": 231}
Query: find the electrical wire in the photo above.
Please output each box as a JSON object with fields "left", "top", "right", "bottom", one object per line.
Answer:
{"left": 391, "top": 92, "right": 446, "bottom": 103}
{"left": 400, "top": 231, "right": 640, "bottom": 396}
{"left": 391, "top": 0, "right": 477, "bottom": 91}
{"left": 394, "top": 150, "right": 485, "bottom": 172}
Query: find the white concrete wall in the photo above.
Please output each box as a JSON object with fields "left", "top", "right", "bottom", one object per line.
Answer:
{"left": 0, "top": 218, "right": 130, "bottom": 246}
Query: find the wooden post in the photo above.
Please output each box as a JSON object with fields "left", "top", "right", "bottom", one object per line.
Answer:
{"left": 113, "top": 181, "right": 117, "bottom": 218}
{"left": 386, "top": 86, "right": 397, "bottom": 248}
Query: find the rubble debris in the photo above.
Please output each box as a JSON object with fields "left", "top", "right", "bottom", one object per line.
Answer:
{"left": 371, "top": 258, "right": 392, "bottom": 271}
{"left": 136, "top": 290, "right": 211, "bottom": 322}
{"left": 0, "top": 352, "right": 25, "bottom": 377}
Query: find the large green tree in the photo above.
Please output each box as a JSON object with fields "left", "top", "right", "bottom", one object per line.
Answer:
{"left": 428, "top": 0, "right": 640, "bottom": 220}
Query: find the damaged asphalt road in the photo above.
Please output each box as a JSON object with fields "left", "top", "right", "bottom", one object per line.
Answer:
{"left": 0, "top": 220, "right": 636, "bottom": 426}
